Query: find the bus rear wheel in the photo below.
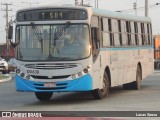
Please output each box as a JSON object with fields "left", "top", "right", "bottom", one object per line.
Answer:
{"left": 133, "top": 65, "right": 141, "bottom": 90}
{"left": 123, "top": 65, "right": 141, "bottom": 90}
{"left": 35, "top": 92, "right": 53, "bottom": 101}
{"left": 92, "top": 72, "right": 110, "bottom": 99}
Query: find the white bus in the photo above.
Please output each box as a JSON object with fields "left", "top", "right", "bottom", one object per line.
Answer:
{"left": 9, "top": 5, "right": 154, "bottom": 101}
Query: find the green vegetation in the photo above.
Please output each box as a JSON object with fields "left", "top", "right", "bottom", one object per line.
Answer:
{"left": 0, "top": 75, "right": 9, "bottom": 80}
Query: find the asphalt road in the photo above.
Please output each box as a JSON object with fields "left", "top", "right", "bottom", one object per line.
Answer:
{"left": 0, "top": 71, "right": 160, "bottom": 113}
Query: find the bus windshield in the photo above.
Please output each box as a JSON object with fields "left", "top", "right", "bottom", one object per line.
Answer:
{"left": 16, "top": 24, "right": 91, "bottom": 61}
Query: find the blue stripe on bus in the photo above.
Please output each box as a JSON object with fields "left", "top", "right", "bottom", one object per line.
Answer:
{"left": 15, "top": 74, "right": 93, "bottom": 92}
{"left": 100, "top": 46, "right": 153, "bottom": 51}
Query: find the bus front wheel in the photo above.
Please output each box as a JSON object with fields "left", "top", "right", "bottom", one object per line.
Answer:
{"left": 35, "top": 92, "right": 53, "bottom": 101}
{"left": 92, "top": 72, "right": 110, "bottom": 99}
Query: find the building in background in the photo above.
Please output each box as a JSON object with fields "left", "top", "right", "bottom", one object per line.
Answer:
{"left": 0, "top": 43, "right": 15, "bottom": 60}
{"left": 154, "top": 35, "right": 160, "bottom": 69}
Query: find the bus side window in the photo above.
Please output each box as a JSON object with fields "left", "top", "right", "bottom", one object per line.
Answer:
{"left": 91, "top": 27, "right": 99, "bottom": 49}
{"left": 126, "top": 21, "right": 131, "bottom": 45}
{"left": 108, "top": 19, "right": 113, "bottom": 46}
{"left": 147, "top": 23, "right": 151, "bottom": 45}
{"left": 144, "top": 23, "right": 148, "bottom": 45}
{"left": 130, "top": 21, "right": 135, "bottom": 46}
{"left": 118, "top": 20, "right": 122, "bottom": 46}
{"left": 102, "top": 18, "right": 110, "bottom": 47}
{"left": 150, "top": 24, "right": 153, "bottom": 45}
{"left": 112, "top": 19, "right": 120, "bottom": 46}
{"left": 134, "top": 22, "right": 138, "bottom": 45}
{"left": 141, "top": 23, "right": 145, "bottom": 45}
{"left": 137, "top": 22, "right": 142, "bottom": 46}
{"left": 121, "top": 20, "right": 127, "bottom": 46}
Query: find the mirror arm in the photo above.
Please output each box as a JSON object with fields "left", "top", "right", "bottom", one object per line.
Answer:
{"left": 10, "top": 39, "right": 19, "bottom": 48}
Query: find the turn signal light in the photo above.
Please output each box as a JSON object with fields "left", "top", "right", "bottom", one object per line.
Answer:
{"left": 83, "top": 68, "right": 88, "bottom": 73}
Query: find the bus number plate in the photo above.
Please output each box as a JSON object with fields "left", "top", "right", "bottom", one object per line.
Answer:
{"left": 44, "top": 83, "right": 56, "bottom": 88}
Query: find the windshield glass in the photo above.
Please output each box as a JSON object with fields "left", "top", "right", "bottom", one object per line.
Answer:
{"left": 16, "top": 24, "right": 90, "bottom": 61}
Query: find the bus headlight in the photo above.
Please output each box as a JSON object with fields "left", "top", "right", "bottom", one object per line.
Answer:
{"left": 26, "top": 75, "right": 30, "bottom": 80}
{"left": 16, "top": 69, "right": 20, "bottom": 74}
{"left": 20, "top": 73, "right": 25, "bottom": 78}
{"left": 71, "top": 74, "right": 76, "bottom": 79}
{"left": 78, "top": 72, "right": 83, "bottom": 77}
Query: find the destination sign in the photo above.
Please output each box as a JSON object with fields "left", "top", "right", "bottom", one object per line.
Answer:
{"left": 17, "top": 9, "right": 87, "bottom": 21}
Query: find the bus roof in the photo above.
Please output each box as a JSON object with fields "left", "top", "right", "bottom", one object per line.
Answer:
{"left": 16, "top": 5, "right": 88, "bottom": 13}
{"left": 92, "top": 8, "right": 151, "bottom": 22}
{"left": 16, "top": 5, "right": 151, "bottom": 23}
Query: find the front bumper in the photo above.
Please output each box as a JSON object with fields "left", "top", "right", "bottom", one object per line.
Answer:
{"left": 16, "top": 74, "right": 93, "bottom": 92}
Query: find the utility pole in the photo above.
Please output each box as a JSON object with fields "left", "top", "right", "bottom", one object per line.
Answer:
{"left": 81, "top": 0, "right": 83, "bottom": 6}
{"left": 95, "top": 0, "right": 98, "bottom": 8}
{"left": 1, "top": 3, "right": 12, "bottom": 60}
{"left": 145, "top": 0, "right": 149, "bottom": 17}
{"left": 75, "top": 0, "right": 79, "bottom": 6}
{"left": 133, "top": 1, "right": 137, "bottom": 15}
{"left": 21, "top": 2, "right": 39, "bottom": 8}
{"left": 97, "top": 0, "right": 98, "bottom": 8}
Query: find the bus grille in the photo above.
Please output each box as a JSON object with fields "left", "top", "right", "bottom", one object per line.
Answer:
{"left": 25, "top": 63, "right": 77, "bottom": 69}
{"left": 31, "top": 75, "right": 70, "bottom": 79}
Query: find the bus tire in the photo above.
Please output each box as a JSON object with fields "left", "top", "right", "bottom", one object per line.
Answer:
{"left": 2, "top": 70, "right": 7, "bottom": 74}
{"left": 35, "top": 92, "right": 53, "bottom": 101}
{"left": 123, "top": 65, "right": 141, "bottom": 90}
{"left": 132, "top": 65, "right": 141, "bottom": 90}
{"left": 92, "top": 72, "right": 110, "bottom": 99}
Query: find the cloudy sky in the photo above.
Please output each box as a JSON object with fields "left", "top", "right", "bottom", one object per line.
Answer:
{"left": 0, "top": 0, "right": 160, "bottom": 43}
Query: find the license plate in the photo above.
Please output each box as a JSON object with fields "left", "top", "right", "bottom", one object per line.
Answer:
{"left": 44, "top": 83, "right": 56, "bottom": 88}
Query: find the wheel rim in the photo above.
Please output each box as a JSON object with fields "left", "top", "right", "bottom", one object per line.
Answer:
{"left": 100, "top": 77, "right": 108, "bottom": 96}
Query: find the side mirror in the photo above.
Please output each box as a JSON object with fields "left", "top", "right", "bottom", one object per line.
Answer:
{"left": 8, "top": 26, "right": 13, "bottom": 39}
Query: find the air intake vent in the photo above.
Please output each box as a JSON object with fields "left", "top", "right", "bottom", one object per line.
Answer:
{"left": 25, "top": 63, "right": 77, "bottom": 69}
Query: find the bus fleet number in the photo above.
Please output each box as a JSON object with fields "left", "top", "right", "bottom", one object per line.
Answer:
{"left": 27, "top": 70, "right": 39, "bottom": 74}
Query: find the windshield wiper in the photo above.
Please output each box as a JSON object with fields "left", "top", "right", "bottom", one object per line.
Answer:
{"left": 54, "top": 22, "right": 70, "bottom": 40}
{"left": 31, "top": 22, "right": 43, "bottom": 43}
{"left": 48, "top": 55, "right": 71, "bottom": 60}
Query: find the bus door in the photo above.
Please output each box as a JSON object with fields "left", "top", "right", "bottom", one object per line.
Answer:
{"left": 91, "top": 16, "right": 102, "bottom": 89}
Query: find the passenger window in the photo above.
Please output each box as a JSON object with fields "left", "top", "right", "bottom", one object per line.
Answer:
{"left": 121, "top": 20, "right": 128, "bottom": 46}
{"left": 141, "top": 23, "right": 145, "bottom": 45}
{"left": 126, "top": 21, "right": 131, "bottom": 45}
{"left": 108, "top": 19, "right": 113, "bottom": 46}
{"left": 144, "top": 23, "right": 148, "bottom": 45}
{"left": 112, "top": 19, "right": 120, "bottom": 46}
{"left": 134, "top": 22, "right": 138, "bottom": 45}
{"left": 130, "top": 22, "right": 135, "bottom": 45}
{"left": 103, "top": 18, "right": 109, "bottom": 32}
{"left": 118, "top": 20, "right": 122, "bottom": 45}
{"left": 102, "top": 18, "right": 111, "bottom": 47}
{"left": 138, "top": 23, "right": 142, "bottom": 45}
{"left": 147, "top": 23, "right": 152, "bottom": 45}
